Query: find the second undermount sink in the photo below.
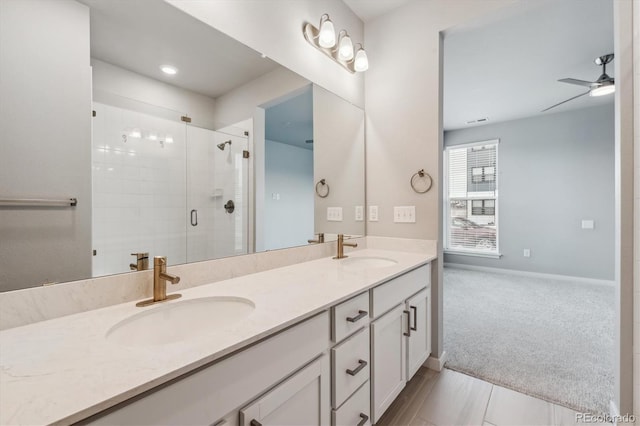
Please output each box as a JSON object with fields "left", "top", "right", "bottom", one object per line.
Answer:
{"left": 341, "top": 256, "right": 398, "bottom": 270}
{"left": 106, "top": 296, "right": 255, "bottom": 347}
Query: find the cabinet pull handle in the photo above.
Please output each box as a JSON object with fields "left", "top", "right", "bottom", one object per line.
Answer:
{"left": 357, "top": 413, "right": 369, "bottom": 426}
{"left": 410, "top": 305, "right": 418, "bottom": 331}
{"left": 190, "top": 209, "right": 198, "bottom": 226}
{"left": 346, "top": 359, "right": 367, "bottom": 376}
{"left": 346, "top": 310, "right": 367, "bottom": 323}
{"left": 250, "top": 421, "right": 262, "bottom": 426}
{"left": 403, "top": 310, "right": 411, "bottom": 337}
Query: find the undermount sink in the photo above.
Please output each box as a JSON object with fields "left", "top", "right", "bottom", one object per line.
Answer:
{"left": 106, "top": 296, "right": 255, "bottom": 346}
{"left": 341, "top": 256, "right": 398, "bottom": 270}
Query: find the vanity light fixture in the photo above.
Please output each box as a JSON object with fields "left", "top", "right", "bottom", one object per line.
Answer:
{"left": 160, "top": 65, "right": 178, "bottom": 75}
{"left": 165, "top": 135, "right": 174, "bottom": 143}
{"left": 303, "top": 14, "right": 368, "bottom": 73}
{"left": 129, "top": 129, "right": 142, "bottom": 138}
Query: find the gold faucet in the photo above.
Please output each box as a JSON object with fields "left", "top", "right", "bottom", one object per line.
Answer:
{"left": 129, "top": 252, "right": 149, "bottom": 271}
{"left": 308, "top": 233, "right": 325, "bottom": 244}
{"left": 136, "top": 256, "right": 181, "bottom": 307}
{"left": 334, "top": 234, "right": 357, "bottom": 259}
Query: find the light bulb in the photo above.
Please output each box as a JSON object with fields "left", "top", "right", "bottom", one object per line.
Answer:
{"left": 318, "top": 18, "right": 336, "bottom": 48}
{"left": 160, "top": 65, "right": 178, "bottom": 75}
{"left": 129, "top": 129, "right": 141, "bottom": 138}
{"left": 338, "top": 34, "right": 354, "bottom": 61}
{"left": 589, "top": 83, "right": 615, "bottom": 97}
{"left": 354, "top": 48, "right": 369, "bottom": 72}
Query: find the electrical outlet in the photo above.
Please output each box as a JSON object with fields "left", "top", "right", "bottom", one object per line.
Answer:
{"left": 327, "top": 207, "right": 343, "bottom": 222}
{"left": 355, "top": 206, "right": 364, "bottom": 221}
{"left": 581, "top": 220, "right": 594, "bottom": 230}
{"left": 523, "top": 249, "right": 531, "bottom": 258}
{"left": 393, "top": 206, "right": 416, "bottom": 223}
{"left": 369, "top": 205, "right": 379, "bottom": 222}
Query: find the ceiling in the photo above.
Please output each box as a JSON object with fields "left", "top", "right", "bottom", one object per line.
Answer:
{"left": 443, "top": 0, "right": 614, "bottom": 131}
{"left": 265, "top": 86, "right": 314, "bottom": 150}
{"left": 343, "top": 0, "right": 412, "bottom": 22}
{"left": 80, "top": 0, "right": 280, "bottom": 99}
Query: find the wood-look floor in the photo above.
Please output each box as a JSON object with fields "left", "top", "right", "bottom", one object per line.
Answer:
{"left": 375, "top": 368, "right": 610, "bottom": 426}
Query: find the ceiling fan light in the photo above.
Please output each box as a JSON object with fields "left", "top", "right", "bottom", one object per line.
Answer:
{"left": 318, "top": 16, "right": 336, "bottom": 48}
{"left": 590, "top": 83, "right": 615, "bottom": 97}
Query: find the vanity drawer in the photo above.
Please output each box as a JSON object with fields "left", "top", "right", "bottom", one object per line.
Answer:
{"left": 331, "top": 327, "right": 370, "bottom": 408}
{"left": 332, "top": 291, "right": 370, "bottom": 343}
{"left": 371, "top": 264, "right": 430, "bottom": 318}
{"left": 332, "top": 381, "right": 371, "bottom": 426}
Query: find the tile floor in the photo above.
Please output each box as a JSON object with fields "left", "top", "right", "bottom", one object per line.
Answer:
{"left": 376, "top": 367, "right": 610, "bottom": 426}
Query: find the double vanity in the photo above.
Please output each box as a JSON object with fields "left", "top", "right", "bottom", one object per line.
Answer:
{"left": 0, "top": 242, "right": 436, "bottom": 425}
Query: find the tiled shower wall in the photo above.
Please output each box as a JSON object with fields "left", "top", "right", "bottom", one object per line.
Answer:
{"left": 92, "top": 103, "right": 188, "bottom": 276}
{"left": 92, "top": 103, "right": 248, "bottom": 276}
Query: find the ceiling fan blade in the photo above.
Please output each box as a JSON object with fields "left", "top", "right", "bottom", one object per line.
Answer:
{"left": 541, "top": 90, "right": 591, "bottom": 112}
{"left": 558, "top": 78, "right": 598, "bottom": 87}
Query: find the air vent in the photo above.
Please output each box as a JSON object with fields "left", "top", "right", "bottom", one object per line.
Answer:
{"left": 465, "top": 118, "right": 489, "bottom": 125}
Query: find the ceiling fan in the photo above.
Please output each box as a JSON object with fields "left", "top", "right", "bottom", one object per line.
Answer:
{"left": 542, "top": 53, "right": 615, "bottom": 112}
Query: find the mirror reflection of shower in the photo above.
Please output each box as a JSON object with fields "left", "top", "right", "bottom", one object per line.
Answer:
{"left": 217, "top": 140, "right": 232, "bottom": 151}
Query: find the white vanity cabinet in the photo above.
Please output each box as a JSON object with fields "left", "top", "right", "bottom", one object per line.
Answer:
{"left": 239, "top": 355, "right": 329, "bottom": 426}
{"left": 369, "top": 264, "right": 431, "bottom": 424}
{"left": 86, "top": 312, "right": 330, "bottom": 426}
{"left": 330, "top": 292, "right": 371, "bottom": 426}
{"left": 406, "top": 288, "right": 431, "bottom": 379}
{"left": 83, "top": 262, "right": 432, "bottom": 426}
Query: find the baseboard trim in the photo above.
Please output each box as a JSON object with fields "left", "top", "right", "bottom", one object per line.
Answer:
{"left": 443, "top": 262, "right": 615, "bottom": 287}
{"left": 425, "top": 351, "right": 447, "bottom": 372}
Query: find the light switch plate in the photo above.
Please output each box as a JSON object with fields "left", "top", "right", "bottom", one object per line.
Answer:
{"left": 581, "top": 219, "right": 594, "bottom": 230}
{"left": 327, "top": 207, "right": 343, "bottom": 222}
{"left": 369, "top": 206, "right": 379, "bottom": 222}
{"left": 393, "top": 206, "right": 416, "bottom": 223}
{"left": 523, "top": 249, "right": 531, "bottom": 258}
{"left": 355, "top": 206, "right": 364, "bottom": 221}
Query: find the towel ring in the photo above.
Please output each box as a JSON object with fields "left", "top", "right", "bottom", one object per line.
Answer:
{"left": 410, "top": 169, "right": 432, "bottom": 194}
{"left": 315, "top": 179, "right": 330, "bottom": 198}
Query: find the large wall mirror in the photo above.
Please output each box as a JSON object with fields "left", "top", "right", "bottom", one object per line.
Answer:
{"left": 0, "top": 0, "right": 365, "bottom": 292}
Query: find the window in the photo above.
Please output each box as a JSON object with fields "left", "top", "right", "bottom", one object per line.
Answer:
{"left": 444, "top": 140, "right": 499, "bottom": 255}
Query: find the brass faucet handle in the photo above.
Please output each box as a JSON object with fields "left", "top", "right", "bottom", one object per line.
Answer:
{"left": 130, "top": 252, "right": 149, "bottom": 271}
{"left": 307, "top": 232, "right": 325, "bottom": 244}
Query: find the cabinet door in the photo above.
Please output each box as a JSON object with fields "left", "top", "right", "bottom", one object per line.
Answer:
{"left": 240, "top": 355, "right": 329, "bottom": 426}
{"left": 370, "top": 304, "right": 407, "bottom": 423}
{"left": 406, "top": 288, "right": 431, "bottom": 380}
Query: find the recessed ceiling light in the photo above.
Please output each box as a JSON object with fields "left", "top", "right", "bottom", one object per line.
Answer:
{"left": 160, "top": 65, "right": 178, "bottom": 75}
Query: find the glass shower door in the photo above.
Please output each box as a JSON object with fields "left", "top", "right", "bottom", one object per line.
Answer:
{"left": 186, "top": 126, "right": 249, "bottom": 263}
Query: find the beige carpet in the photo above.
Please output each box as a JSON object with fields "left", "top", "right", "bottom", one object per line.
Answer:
{"left": 443, "top": 267, "right": 614, "bottom": 414}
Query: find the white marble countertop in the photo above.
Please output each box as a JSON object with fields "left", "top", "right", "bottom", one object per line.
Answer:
{"left": 0, "top": 248, "right": 435, "bottom": 425}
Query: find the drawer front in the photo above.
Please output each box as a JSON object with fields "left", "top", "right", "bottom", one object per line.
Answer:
{"left": 332, "top": 291, "right": 370, "bottom": 343}
{"left": 331, "top": 327, "right": 370, "bottom": 408}
{"left": 371, "top": 263, "right": 430, "bottom": 318}
{"left": 332, "top": 381, "right": 371, "bottom": 426}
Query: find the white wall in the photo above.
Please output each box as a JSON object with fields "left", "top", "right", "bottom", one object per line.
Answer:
{"left": 313, "top": 85, "right": 365, "bottom": 237}
{"left": 165, "top": 0, "right": 364, "bottom": 108}
{"left": 363, "top": 0, "right": 516, "bottom": 360}
{"left": 444, "top": 105, "right": 615, "bottom": 281}
{"left": 91, "top": 59, "right": 217, "bottom": 130}
{"left": 213, "top": 67, "right": 309, "bottom": 130}
{"left": 0, "top": 0, "right": 92, "bottom": 291}
{"left": 264, "top": 140, "right": 314, "bottom": 250}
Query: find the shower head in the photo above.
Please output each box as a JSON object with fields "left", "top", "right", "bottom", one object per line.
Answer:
{"left": 217, "top": 140, "right": 232, "bottom": 151}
